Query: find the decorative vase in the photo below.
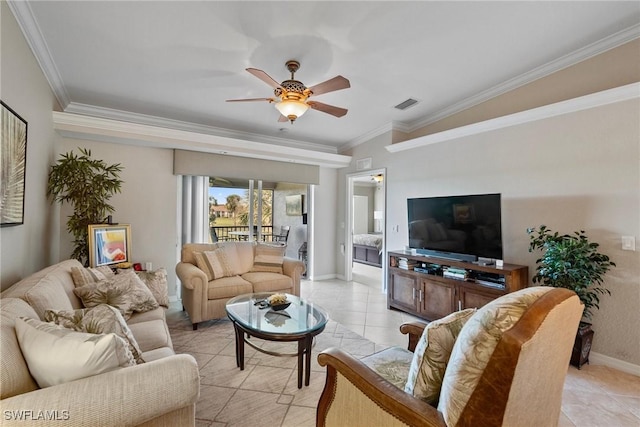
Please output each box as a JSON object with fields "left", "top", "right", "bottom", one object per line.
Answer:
{"left": 571, "top": 321, "right": 593, "bottom": 369}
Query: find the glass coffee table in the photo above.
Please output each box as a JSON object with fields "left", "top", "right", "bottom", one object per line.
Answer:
{"left": 225, "top": 292, "right": 328, "bottom": 388}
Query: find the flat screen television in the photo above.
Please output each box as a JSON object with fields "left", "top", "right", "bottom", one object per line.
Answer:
{"left": 407, "top": 193, "right": 502, "bottom": 262}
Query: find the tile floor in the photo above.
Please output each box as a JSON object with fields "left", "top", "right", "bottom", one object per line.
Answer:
{"left": 173, "top": 262, "right": 639, "bottom": 426}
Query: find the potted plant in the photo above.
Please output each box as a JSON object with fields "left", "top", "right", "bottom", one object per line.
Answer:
{"left": 47, "top": 148, "right": 123, "bottom": 266}
{"left": 527, "top": 225, "right": 616, "bottom": 368}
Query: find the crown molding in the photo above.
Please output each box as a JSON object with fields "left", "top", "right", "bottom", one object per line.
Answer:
{"left": 53, "top": 112, "right": 352, "bottom": 168}
{"left": 407, "top": 23, "right": 640, "bottom": 133}
{"left": 339, "top": 123, "right": 394, "bottom": 152}
{"left": 7, "top": 0, "right": 70, "bottom": 108}
{"left": 64, "top": 102, "right": 340, "bottom": 154}
{"left": 386, "top": 82, "right": 640, "bottom": 153}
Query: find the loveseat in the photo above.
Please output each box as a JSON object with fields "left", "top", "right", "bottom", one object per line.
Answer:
{"left": 0, "top": 259, "right": 200, "bottom": 426}
{"left": 176, "top": 241, "right": 305, "bottom": 330}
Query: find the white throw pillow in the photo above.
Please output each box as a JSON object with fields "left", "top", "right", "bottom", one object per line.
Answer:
{"left": 14, "top": 317, "right": 135, "bottom": 388}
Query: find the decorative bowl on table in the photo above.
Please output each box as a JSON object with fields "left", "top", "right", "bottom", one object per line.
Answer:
{"left": 267, "top": 294, "right": 290, "bottom": 311}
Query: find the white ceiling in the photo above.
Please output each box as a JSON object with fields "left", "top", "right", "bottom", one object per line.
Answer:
{"left": 11, "top": 1, "right": 640, "bottom": 152}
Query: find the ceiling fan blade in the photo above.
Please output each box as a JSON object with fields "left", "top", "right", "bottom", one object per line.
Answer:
{"left": 278, "top": 115, "right": 289, "bottom": 122}
{"left": 308, "top": 76, "right": 350, "bottom": 96}
{"left": 246, "top": 68, "right": 283, "bottom": 89}
{"left": 226, "top": 98, "right": 275, "bottom": 103}
{"left": 308, "top": 101, "right": 348, "bottom": 118}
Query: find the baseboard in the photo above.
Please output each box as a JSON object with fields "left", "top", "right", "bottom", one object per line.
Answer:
{"left": 588, "top": 351, "right": 640, "bottom": 376}
{"left": 309, "top": 274, "right": 338, "bottom": 281}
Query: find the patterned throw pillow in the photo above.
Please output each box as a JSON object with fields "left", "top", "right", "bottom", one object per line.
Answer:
{"left": 44, "top": 304, "right": 145, "bottom": 364}
{"left": 404, "top": 308, "right": 476, "bottom": 405}
{"left": 437, "top": 287, "right": 552, "bottom": 427}
{"left": 134, "top": 268, "right": 169, "bottom": 308}
{"left": 193, "top": 245, "right": 241, "bottom": 281}
{"left": 73, "top": 270, "right": 159, "bottom": 319}
{"left": 250, "top": 243, "right": 286, "bottom": 274}
{"left": 70, "top": 266, "right": 115, "bottom": 287}
{"left": 14, "top": 317, "right": 135, "bottom": 388}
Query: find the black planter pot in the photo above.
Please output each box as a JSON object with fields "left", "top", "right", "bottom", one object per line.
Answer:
{"left": 571, "top": 321, "right": 593, "bottom": 369}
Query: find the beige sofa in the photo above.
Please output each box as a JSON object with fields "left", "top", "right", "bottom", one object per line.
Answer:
{"left": 176, "top": 242, "right": 305, "bottom": 330}
{"left": 0, "top": 259, "right": 200, "bottom": 426}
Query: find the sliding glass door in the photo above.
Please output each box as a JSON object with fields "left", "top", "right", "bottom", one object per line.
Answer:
{"left": 208, "top": 179, "right": 274, "bottom": 242}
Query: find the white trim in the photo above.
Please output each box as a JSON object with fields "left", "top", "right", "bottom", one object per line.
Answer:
{"left": 589, "top": 351, "right": 640, "bottom": 377}
{"left": 65, "top": 103, "right": 340, "bottom": 154}
{"left": 345, "top": 168, "right": 386, "bottom": 284}
{"left": 7, "top": 0, "right": 70, "bottom": 107}
{"left": 407, "top": 24, "right": 640, "bottom": 132}
{"left": 308, "top": 274, "right": 338, "bottom": 281}
{"left": 341, "top": 123, "right": 394, "bottom": 152}
{"left": 52, "top": 112, "right": 352, "bottom": 168}
{"left": 386, "top": 83, "right": 640, "bottom": 153}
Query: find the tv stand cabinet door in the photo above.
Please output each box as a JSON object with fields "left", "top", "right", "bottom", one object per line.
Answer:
{"left": 421, "top": 278, "right": 456, "bottom": 320}
{"left": 459, "top": 285, "right": 499, "bottom": 310}
{"left": 388, "top": 270, "right": 419, "bottom": 313}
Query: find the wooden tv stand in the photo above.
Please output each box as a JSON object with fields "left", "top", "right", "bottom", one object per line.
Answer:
{"left": 387, "top": 251, "right": 528, "bottom": 321}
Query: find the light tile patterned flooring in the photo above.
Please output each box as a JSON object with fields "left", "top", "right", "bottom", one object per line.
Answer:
{"left": 170, "top": 263, "right": 640, "bottom": 426}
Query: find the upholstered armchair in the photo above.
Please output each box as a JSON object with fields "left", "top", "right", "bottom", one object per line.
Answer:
{"left": 317, "top": 287, "right": 582, "bottom": 427}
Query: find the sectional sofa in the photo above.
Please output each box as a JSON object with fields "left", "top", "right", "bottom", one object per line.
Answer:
{"left": 0, "top": 259, "right": 200, "bottom": 426}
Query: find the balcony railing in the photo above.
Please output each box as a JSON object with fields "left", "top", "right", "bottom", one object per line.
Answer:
{"left": 210, "top": 226, "right": 274, "bottom": 242}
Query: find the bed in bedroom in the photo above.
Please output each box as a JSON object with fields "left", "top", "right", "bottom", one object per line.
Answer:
{"left": 352, "top": 233, "right": 383, "bottom": 267}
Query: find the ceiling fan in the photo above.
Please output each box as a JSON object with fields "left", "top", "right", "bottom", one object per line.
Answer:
{"left": 226, "top": 60, "right": 350, "bottom": 124}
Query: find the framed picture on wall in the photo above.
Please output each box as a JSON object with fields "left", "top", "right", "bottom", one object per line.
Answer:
{"left": 88, "top": 224, "right": 132, "bottom": 267}
{"left": 0, "top": 101, "right": 28, "bottom": 226}
{"left": 285, "top": 195, "right": 303, "bottom": 216}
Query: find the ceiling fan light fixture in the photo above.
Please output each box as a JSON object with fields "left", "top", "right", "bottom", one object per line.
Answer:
{"left": 275, "top": 99, "right": 309, "bottom": 123}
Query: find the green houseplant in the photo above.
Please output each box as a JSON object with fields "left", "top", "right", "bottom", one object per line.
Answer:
{"left": 47, "top": 148, "right": 123, "bottom": 265}
{"left": 527, "top": 225, "right": 616, "bottom": 320}
{"left": 527, "top": 225, "right": 616, "bottom": 367}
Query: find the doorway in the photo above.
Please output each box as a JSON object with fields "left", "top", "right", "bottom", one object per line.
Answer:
{"left": 345, "top": 169, "right": 386, "bottom": 292}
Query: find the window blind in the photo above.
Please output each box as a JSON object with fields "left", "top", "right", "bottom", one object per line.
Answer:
{"left": 173, "top": 150, "right": 319, "bottom": 185}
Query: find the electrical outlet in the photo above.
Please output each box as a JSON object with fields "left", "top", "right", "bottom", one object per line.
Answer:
{"left": 622, "top": 236, "right": 636, "bottom": 251}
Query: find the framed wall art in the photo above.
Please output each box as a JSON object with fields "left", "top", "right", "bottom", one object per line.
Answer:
{"left": 88, "top": 224, "right": 132, "bottom": 267}
{"left": 1, "top": 101, "right": 28, "bottom": 226}
{"left": 285, "top": 195, "right": 303, "bottom": 216}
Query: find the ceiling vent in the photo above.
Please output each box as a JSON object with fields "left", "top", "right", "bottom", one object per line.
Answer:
{"left": 394, "top": 98, "right": 419, "bottom": 110}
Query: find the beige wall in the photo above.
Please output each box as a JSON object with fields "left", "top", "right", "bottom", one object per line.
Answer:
{"left": 340, "top": 98, "right": 640, "bottom": 366}
{"left": 56, "top": 139, "right": 180, "bottom": 297}
{"left": 1, "top": 2, "right": 61, "bottom": 289}
{"left": 312, "top": 167, "right": 338, "bottom": 279}
{"left": 407, "top": 39, "right": 640, "bottom": 140}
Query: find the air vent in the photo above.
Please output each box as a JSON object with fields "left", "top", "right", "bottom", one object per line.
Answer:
{"left": 394, "top": 98, "right": 419, "bottom": 110}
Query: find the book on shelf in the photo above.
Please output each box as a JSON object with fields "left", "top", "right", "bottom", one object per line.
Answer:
{"left": 443, "top": 266, "right": 469, "bottom": 280}
{"left": 398, "top": 257, "right": 419, "bottom": 270}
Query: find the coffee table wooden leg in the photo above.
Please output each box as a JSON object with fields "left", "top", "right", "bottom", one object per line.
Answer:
{"left": 233, "top": 324, "right": 245, "bottom": 370}
{"left": 297, "top": 340, "right": 304, "bottom": 389}
{"left": 304, "top": 336, "right": 313, "bottom": 386}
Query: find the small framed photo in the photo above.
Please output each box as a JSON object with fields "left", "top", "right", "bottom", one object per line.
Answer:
{"left": 88, "top": 224, "right": 132, "bottom": 267}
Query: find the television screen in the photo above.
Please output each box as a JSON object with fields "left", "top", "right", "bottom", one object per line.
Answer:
{"left": 407, "top": 193, "right": 502, "bottom": 261}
